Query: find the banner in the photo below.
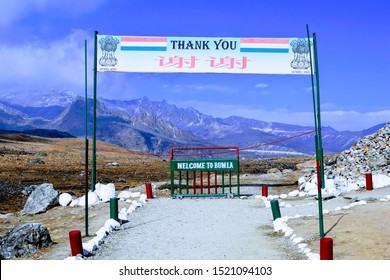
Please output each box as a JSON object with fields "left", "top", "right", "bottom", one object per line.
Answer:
{"left": 96, "top": 35, "right": 312, "bottom": 75}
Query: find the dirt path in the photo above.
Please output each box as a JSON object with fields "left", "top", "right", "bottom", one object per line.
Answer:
{"left": 2, "top": 186, "right": 388, "bottom": 260}
{"left": 89, "top": 197, "right": 297, "bottom": 260}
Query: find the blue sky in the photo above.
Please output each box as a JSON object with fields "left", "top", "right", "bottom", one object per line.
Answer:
{"left": 0, "top": 0, "right": 389, "bottom": 131}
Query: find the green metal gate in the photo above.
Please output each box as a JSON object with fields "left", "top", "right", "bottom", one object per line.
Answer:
{"left": 170, "top": 146, "right": 240, "bottom": 198}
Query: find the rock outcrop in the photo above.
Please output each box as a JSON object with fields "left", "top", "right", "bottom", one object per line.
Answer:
{"left": 21, "top": 183, "right": 59, "bottom": 214}
{"left": 0, "top": 223, "right": 54, "bottom": 259}
{"left": 300, "top": 122, "right": 390, "bottom": 194}
{"left": 326, "top": 121, "right": 390, "bottom": 180}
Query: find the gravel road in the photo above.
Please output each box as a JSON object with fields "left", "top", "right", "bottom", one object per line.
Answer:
{"left": 89, "top": 195, "right": 294, "bottom": 260}
{"left": 87, "top": 185, "right": 390, "bottom": 260}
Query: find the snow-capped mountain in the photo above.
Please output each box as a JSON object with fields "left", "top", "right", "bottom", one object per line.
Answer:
{"left": 101, "top": 97, "right": 376, "bottom": 156}
{"left": 0, "top": 91, "right": 385, "bottom": 157}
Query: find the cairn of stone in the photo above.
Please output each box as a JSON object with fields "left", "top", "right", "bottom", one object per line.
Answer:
{"left": 325, "top": 121, "right": 390, "bottom": 181}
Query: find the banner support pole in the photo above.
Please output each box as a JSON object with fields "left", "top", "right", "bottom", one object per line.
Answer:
{"left": 84, "top": 39, "right": 89, "bottom": 236}
{"left": 307, "top": 24, "right": 324, "bottom": 238}
{"left": 91, "top": 31, "right": 98, "bottom": 192}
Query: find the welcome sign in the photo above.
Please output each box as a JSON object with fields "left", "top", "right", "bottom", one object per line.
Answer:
{"left": 170, "top": 159, "right": 239, "bottom": 171}
{"left": 97, "top": 35, "right": 312, "bottom": 75}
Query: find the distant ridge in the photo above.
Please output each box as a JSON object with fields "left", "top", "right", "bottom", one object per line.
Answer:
{"left": 0, "top": 90, "right": 388, "bottom": 157}
{"left": 0, "top": 129, "right": 75, "bottom": 138}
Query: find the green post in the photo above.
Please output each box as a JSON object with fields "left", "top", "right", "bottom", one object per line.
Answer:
{"left": 313, "top": 32, "right": 326, "bottom": 190}
{"left": 271, "top": 199, "right": 281, "bottom": 220}
{"left": 84, "top": 39, "right": 89, "bottom": 236}
{"left": 110, "top": 197, "right": 119, "bottom": 221}
{"left": 91, "top": 31, "right": 98, "bottom": 192}
{"left": 307, "top": 24, "right": 325, "bottom": 238}
{"left": 170, "top": 169, "right": 175, "bottom": 196}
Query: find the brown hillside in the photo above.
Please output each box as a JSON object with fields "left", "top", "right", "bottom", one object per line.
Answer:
{"left": 0, "top": 133, "right": 313, "bottom": 214}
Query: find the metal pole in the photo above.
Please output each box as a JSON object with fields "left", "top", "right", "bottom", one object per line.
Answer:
{"left": 314, "top": 33, "right": 325, "bottom": 238}
{"left": 306, "top": 24, "right": 319, "bottom": 145}
{"left": 306, "top": 25, "right": 324, "bottom": 238}
{"left": 91, "top": 31, "right": 98, "bottom": 192}
{"left": 84, "top": 40, "right": 89, "bottom": 236}
{"left": 313, "top": 32, "right": 326, "bottom": 190}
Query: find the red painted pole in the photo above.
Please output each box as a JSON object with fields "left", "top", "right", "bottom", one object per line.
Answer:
{"left": 193, "top": 171, "right": 196, "bottom": 194}
{"left": 207, "top": 171, "right": 211, "bottom": 194}
{"left": 145, "top": 182, "right": 153, "bottom": 199}
{"left": 320, "top": 237, "right": 333, "bottom": 260}
{"left": 200, "top": 171, "right": 203, "bottom": 194}
{"left": 366, "top": 173, "right": 373, "bottom": 191}
{"left": 69, "top": 230, "right": 83, "bottom": 256}
{"left": 214, "top": 171, "right": 218, "bottom": 194}
{"left": 262, "top": 186, "right": 268, "bottom": 197}
{"left": 316, "top": 159, "right": 322, "bottom": 191}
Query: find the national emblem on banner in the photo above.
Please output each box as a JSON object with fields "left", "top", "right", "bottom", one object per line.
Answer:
{"left": 290, "top": 38, "right": 311, "bottom": 70}
{"left": 98, "top": 36, "right": 120, "bottom": 67}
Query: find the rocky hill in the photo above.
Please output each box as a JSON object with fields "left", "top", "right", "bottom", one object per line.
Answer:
{"left": 325, "top": 121, "right": 390, "bottom": 180}
{"left": 298, "top": 122, "right": 390, "bottom": 196}
{"left": 0, "top": 91, "right": 386, "bottom": 156}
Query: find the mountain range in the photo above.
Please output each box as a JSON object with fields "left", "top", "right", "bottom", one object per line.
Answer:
{"left": 0, "top": 90, "right": 385, "bottom": 158}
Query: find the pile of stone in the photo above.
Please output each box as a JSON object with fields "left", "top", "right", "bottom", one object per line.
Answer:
{"left": 300, "top": 121, "right": 390, "bottom": 195}
{"left": 325, "top": 121, "right": 390, "bottom": 180}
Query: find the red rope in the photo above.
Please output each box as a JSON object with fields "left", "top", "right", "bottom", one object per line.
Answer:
{"left": 150, "top": 130, "right": 316, "bottom": 158}
{"left": 240, "top": 130, "right": 315, "bottom": 151}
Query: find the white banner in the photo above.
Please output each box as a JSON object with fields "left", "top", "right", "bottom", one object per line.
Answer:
{"left": 97, "top": 35, "right": 312, "bottom": 75}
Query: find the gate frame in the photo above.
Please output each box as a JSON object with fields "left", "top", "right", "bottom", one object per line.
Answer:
{"left": 89, "top": 25, "right": 326, "bottom": 237}
{"left": 169, "top": 146, "right": 240, "bottom": 198}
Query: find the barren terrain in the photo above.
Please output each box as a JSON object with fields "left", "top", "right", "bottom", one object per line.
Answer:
{"left": 1, "top": 133, "right": 389, "bottom": 260}
{"left": 0, "top": 133, "right": 308, "bottom": 214}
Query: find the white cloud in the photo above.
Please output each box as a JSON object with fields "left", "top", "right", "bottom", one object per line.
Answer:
{"left": 321, "top": 110, "right": 390, "bottom": 131}
{"left": 173, "top": 100, "right": 389, "bottom": 131}
{"left": 0, "top": 0, "right": 109, "bottom": 27}
{"left": 0, "top": 29, "right": 94, "bottom": 92}
{"left": 0, "top": 1, "right": 42, "bottom": 26}
{"left": 163, "top": 84, "right": 237, "bottom": 94}
{"left": 255, "top": 83, "right": 269, "bottom": 88}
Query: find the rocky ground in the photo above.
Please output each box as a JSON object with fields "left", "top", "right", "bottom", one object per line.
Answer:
{"left": 0, "top": 133, "right": 313, "bottom": 214}
{"left": 0, "top": 133, "right": 389, "bottom": 260}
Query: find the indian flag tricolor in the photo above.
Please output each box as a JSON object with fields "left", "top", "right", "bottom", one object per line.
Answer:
{"left": 120, "top": 37, "right": 167, "bottom": 51}
{"left": 240, "top": 38, "right": 290, "bottom": 53}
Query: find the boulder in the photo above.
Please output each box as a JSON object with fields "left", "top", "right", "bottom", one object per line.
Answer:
{"left": 118, "top": 190, "right": 132, "bottom": 200}
{"left": 21, "top": 183, "right": 59, "bottom": 214}
{"left": 296, "top": 159, "right": 316, "bottom": 170}
{"left": 0, "top": 223, "right": 54, "bottom": 259}
{"left": 78, "top": 191, "right": 101, "bottom": 207}
{"left": 95, "top": 183, "right": 116, "bottom": 202}
{"left": 257, "top": 172, "right": 300, "bottom": 185}
{"left": 59, "top": 193, "right": 73, "bottom": 206}
{"left": 28, "top": 159, "right": 45, "bottom": 164}
{"left": 267, "top": 168, "right": 281, "bottom": 174}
